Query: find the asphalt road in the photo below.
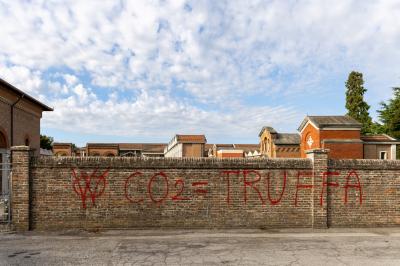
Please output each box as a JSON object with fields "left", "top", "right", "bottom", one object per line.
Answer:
{"left": 1, "top": 228, "right": 400, "bottom": 265}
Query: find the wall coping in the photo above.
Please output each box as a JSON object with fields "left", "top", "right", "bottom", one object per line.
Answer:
{"left": 30, "top": 156, "right": 313, "bottom": 169}
{"left": 11, "top": 145, "right": 30, "bottom": 151}
{"left": 305, "top": 148, "right": 330, "bottom": 154}
{"left": 329, "top": 159, "right": 400, "bottom": 170}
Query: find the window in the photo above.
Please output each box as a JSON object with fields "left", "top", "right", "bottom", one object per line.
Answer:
{"left": 380, "top": 151, "right": 387, "bottom": 160}
{"left": 25, "top": 137, "right": 30, "bottom": 146}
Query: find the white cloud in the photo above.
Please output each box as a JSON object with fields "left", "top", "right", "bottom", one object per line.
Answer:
{"left": 0, "top": 0, "right": 399, "bottom": 143}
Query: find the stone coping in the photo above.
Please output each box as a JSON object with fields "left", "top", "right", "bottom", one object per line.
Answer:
{"left": 329, "top": 159, "right": 400, "bottom": 170}
{"left": 30, "top": 156, "right": 313, "bottom": 169}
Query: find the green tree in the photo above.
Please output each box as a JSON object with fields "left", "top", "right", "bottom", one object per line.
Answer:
{"left": 345, "top": 71, "right": 373, "bottom": 134}
{"left": 377, "top": 87, "right": 400, "bottom": 139}
{"left": 40, "top": 135, "right": 54, "bottom": 150}
{"left": 377, "top": 87, "right": 400, "bottom": 159}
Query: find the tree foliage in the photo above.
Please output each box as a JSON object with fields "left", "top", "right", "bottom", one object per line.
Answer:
{"left": 377, "top": 87, "right": 400, "bottom": 139}
{"left": 40, "top": 135, "right": 53, "bottom": 150}
{"left": 345, "top": 71, "right": 373, "bottom": 134}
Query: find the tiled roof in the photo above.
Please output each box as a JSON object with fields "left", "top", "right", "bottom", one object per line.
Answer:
{"left": 118, "top": 143, "right": 167, "bottom": 152}
{"left": 176, "top": 134, "right": 207, "bottom": 143}
{"left": 142, "top": 144, "right": 167, "bottom": 153}
{"left": 40, "top": 148, "right": 53, "bottom": 156}
{"left": 361, "top": 134, "right": 398, "bottom": 142}
{"left": 298, "top": 115, "right": 362, "bottom": 131}
{"left": 258, "top": 126, "right": 277, "bottom": 137}
{"left": 274, "top": 133, "right": 301, "bottom": 145}
{"left": 53, "top": 142, "right": 73, "bottom": 147}
{"left": 214, "top": 144, "right": 235, "bottom": 150}
{"left": 233, "top": 144, "right": 259, "bottom": 152}
{"left": 87, "top": 143, "right": 119, "bottom": 148}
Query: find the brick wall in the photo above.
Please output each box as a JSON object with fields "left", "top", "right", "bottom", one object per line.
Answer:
{"left": 323, "top": 142, "right": 364, "bottom": 159}
{"left": 327, "top": 159, "right": 400, "bottom": 227}
{"left": 10, "top": 147, "right": 400, "bottom": 231}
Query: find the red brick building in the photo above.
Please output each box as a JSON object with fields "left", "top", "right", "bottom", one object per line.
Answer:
{"left": 0, "top": 78, "right": 53, "bottom": 155}
{"left": 52, "top": 143, "right": 74, "bottom": 156}
{"left": 298, "top": 116, "right": 363, "bottom": 159}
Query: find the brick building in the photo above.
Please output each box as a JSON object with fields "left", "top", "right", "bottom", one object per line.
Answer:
{"left": 164, "top": 135, "right": 206, "bottom": 157}
{"left": 298, "top": 115, "right": 399, "bottom": 159}
{"left": 298, "top": 116, "right": 363, "bottom": 159}
{"left": 0, "top": 78, "right": 52, "bottom": 155}
{"left": 258, "top": 126, "right": 300, "bottom": 158}
{"left": 52, "top": 143, "right": 74, "bottom": 156}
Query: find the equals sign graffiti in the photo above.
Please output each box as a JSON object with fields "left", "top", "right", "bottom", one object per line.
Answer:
{"left": 192, "top": 181, "right": 208, "bottom": 195}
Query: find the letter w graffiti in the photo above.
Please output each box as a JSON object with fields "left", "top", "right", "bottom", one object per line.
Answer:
{"left": 71, "top": 168, "right": 109, "bottom": 209}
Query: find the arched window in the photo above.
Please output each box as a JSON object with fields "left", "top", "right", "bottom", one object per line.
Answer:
{"left": 25, "top": 137, "right": 30, "bottom": 147}
{"left": 0, "top": 131, "right": 7, "bottom": 149}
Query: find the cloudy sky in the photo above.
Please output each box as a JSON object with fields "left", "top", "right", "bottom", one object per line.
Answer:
{"left": 1, "top": 0, "right": 399, "bottom": 146}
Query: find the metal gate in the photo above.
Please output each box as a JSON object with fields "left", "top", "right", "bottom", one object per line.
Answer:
{"left": 0, "top": 149, "right": 11, "bottom": 226}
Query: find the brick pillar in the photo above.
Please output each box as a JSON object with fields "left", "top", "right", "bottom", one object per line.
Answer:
{"left": 306, "top": 148, "right": 329, "bottom": 229}
{"left": 11, "top": 146, "right": 30, "bottom": 231}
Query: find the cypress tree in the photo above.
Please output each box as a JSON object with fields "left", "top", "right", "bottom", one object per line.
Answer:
{"left": 345, "top": 71, "right": 373, "bottom": 134}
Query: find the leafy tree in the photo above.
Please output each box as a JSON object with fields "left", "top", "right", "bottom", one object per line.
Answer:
{"left": 345, "top": 71, "right": 373, "bottom": 134}
{"left": 40, "top": 135, "right": 53, "bottom": 150}
{"left": 377, "top": 87, "right": 400, "bottom": 158}
{"left": 377, "top": 87, "right": 400, "bottom": 139}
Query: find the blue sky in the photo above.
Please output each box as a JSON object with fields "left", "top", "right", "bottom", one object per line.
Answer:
{"left": 0, "top": 0, "right": 399, "bottom": 146}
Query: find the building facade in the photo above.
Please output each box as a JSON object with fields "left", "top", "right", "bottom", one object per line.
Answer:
{"left": 362, "top": 134, "right": 399, "bottom": 160}
{"left": 52, "top": 143, "right": 74, "bottom": 156}
{"left": 298, "top": 116, "right": 363, "bottom": 159}
{"left": 0, "top": 78, "right": 52, "bottom": 155}
{"left": 54, "top": 143, "right": 166, "bottom": 157}
{"left": 164, "top": 135, "right": 206, "bottom": 157}
{"left": 298, "top": 115, "right": 399, "bottom": 159}
{"left": 259, "top": 126, "right": 300, "bottom": 158}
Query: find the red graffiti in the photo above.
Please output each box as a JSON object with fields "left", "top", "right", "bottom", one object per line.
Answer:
{"left": 343, "top": 170, "right": 363, "bottom": 205}
{"left": 71, "top": 168, "right": 109, "bottom": 209}
{"left": 320, "top": 172, "right": 340, "bottom": 206}
{"left": 294, "top": 171, "right": 313, "bottom": 206}
{"left": 73, "top": 168, "right": 365, "bottom": 208}
{"left": 222, "top": 170, "right": 240, "bottom": 205}
{"left": 124, "top": 172, "right": 145, "bottom": 203}
{"left": 147, "top": 172, "right": 169, "bottom": 204}
{"left": 266, "top": 171, "right": 287, "bottom": 205}
{"left": 171, "top": 179, "right": 190, "bottom": 201}
{"left": 243, "top": 170, "right": 265, "bottom": 205}
{"left": 192, "top": 181, "right": 209, "bottom": 195}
